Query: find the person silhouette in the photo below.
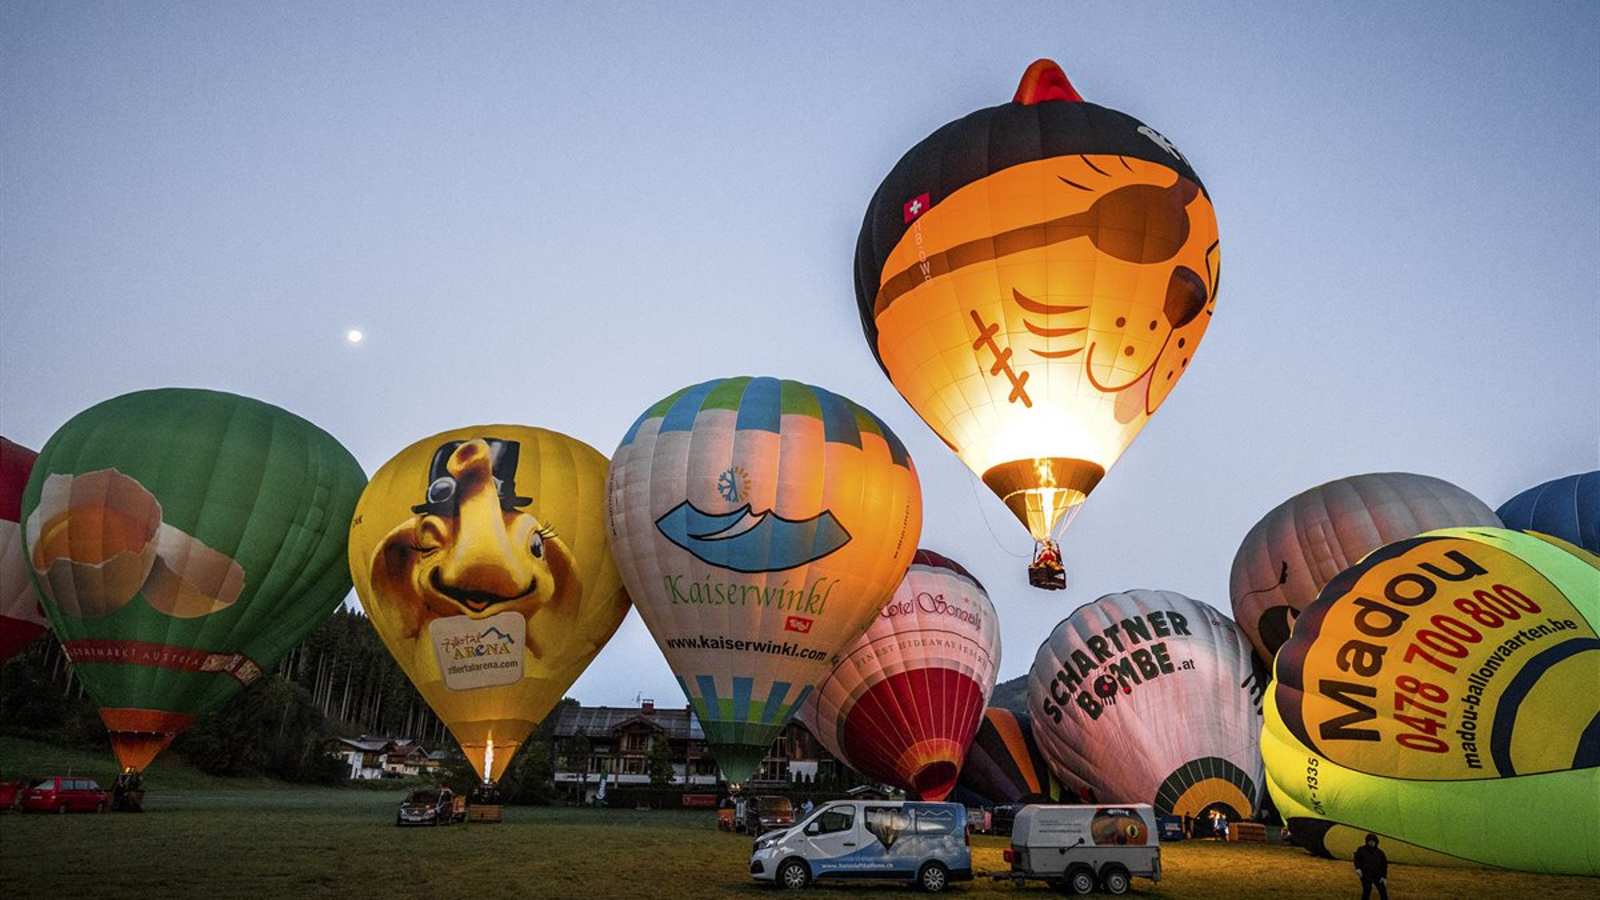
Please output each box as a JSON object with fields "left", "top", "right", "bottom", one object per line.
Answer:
{"left": 1353, "top": 833, "right": 1389, "bottom": 900}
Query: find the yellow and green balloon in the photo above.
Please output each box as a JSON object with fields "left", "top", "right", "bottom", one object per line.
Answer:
{"left": 1263, "top": 527, "right": 1599, "bottom": 874}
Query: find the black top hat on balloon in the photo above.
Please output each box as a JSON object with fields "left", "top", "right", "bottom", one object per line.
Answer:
{"left": 411, "top": 438, "right": 533, "bottom": 516}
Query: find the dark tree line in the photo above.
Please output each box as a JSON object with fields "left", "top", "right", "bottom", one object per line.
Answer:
{"left": 0, "top": 606, "right": 470, "bottom": 783}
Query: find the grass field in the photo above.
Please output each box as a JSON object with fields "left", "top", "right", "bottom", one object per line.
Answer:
{"left": 2, "top": 738, "right": 1595, "bottom": 899}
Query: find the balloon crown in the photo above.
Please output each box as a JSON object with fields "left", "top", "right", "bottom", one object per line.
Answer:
{"left": 1013, "top": 58, "right": 1083, "bottom": 105}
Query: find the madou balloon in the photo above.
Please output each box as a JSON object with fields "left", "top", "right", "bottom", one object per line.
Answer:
{"left": 1263, "top": 527, "right": 1599, "bottom": 875}
{"left": 855, "top": 59, "right": 1219, "bottom": 570}
{"left": 21, "top": 389, "right": 365, "bottom": 771}
{"left": 1028, "top": 590, "right": 1265, "bottom": 819}
{"left": 1497, "top": 470, "right": 1599, "bottom": 555}
{"left": 957, "top": 707, "right": 1066, "bottom": 805}
{"left": 1231, "top": 473, "right": 1500, "bottom": 665}
{"left": 607, "top": 376, "right": 921, "bottom": 782}
{"left": 350, "top": 426, "right": 630, "bottom": 784}
{"left": 1, "top": 438, "right": 49, "bottom": 662}
{"left": 800, "top": 549, "right": 1000, "bottom": 799}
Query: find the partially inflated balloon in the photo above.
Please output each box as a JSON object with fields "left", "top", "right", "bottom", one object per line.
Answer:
{"left": 1497, "top": 471, "right": 1599, "bottom": 554}
{"left": 1231, "top": 473, "right": 1500, "bottom": 666}
{"left": 855, "top": 59, "right": 1219, "bottom": 555}
{"left": 1263, "top": 527, "right": 1599, "bottom": 874}
{"left": 607, "top": 376, "right": 921, "bottom": 781}
{"left": 957, "top": 707, "right": 1065, "bottom": 805}
{"left": 21, "top": 389, "right": 365, "bottom": 771}
{"left": 1, "top": 438, "right": 49, "bottom": 662}
{"left": 799, "top": 550, "right": 999, "bottom": 799}
{"left": 1028, "top": 590, "right": 1265, "bottom": 819}
{"left": 350, "top": 427, "right": 630, "bottom": 784}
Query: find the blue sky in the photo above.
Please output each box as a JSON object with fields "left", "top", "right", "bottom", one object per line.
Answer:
{"left": 3, "top": 2, "right": 1596, "bottom": 704}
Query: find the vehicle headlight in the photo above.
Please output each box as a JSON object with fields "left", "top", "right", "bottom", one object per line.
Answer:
{"left": 754, "top": 836, "right": 776, "bottom": 852}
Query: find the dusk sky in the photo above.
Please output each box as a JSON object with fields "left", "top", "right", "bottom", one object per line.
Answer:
{"left": 4, "top": 3, "right": 1596, "bottom": 705}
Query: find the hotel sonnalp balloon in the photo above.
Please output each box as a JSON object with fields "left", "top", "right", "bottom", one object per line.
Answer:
{"left": 350, "top": 426, "right": 630, "bottom": 784}
{"left": 1, "top": 438, "right": 48, "bottom": 662}
{"left": 1028, "top": 590, "right": 1265, "bottom": 819}
{"left": 1263, "top": 527, "right": 1599, "bottom": 875}
{"left": 800, "top": 550, "right": 1000, "bottom": 800}
{"left": 1231, "top": 472, "right": 1500, "bottom": 665}
{"left": 21, "top": 390, "right": 365, "bottom": 772}
{"left": 855, "top": 59, "right": 1219, "bottom": 581}
{"left": 607, "top": 377, "right": 921, "bottom": 782}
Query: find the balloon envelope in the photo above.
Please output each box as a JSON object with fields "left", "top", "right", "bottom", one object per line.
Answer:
{"left": 957, "top": 707, "right": 1065, "bottom": 805}
{"left": 1, "top": 437, "right": 48, "bottom": 662}
{"left": 1263, "top": 527, "right": 1599, "bottom": 874}
{"left": 607, "top": 376, "right": 921, "bottom": 782}
{"left": 1028, "top": 590, "right": 1265, "bottom": 819}
{"left": 21, "top": 389, "right": 365, "bottom": 771}
{"left": 800, "top": 549, "right": 1000, "bottom": 800}
{"left": 1231, "top": 473, "right": 1500, "bottom": 665}
{"left": 350, "top": 426, "right": 630, "bottom": 783}
{"left": 855, "top": 59, "right": 1219, "bottom": 546}
{"left": 1496, "top": 470, "right": 1599, "bottom": 555}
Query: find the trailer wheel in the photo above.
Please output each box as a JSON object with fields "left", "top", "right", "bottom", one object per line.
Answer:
{"left": 1064, "top": 866, "right": 1096, "bottom": 895}
{"left": 1099, "top": 865, "right": 1131, "bottom": 895}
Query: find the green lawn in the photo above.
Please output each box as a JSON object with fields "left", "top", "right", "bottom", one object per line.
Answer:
{"left": 1, "top": 737, "right": 1594, "bottom": 899}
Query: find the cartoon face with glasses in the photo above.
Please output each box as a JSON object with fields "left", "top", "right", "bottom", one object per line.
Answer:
{"left": 371, "top": 438, "right": 579, "bottom": 655}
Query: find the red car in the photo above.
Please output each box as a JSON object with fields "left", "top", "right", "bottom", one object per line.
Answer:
{"left": 21, "top": 776, "right": 109, "bottom": 814}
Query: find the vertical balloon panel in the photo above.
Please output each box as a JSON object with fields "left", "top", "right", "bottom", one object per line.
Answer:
{"left": 0, "top": 437, "right": 48, "bottom": 662}
{"left": 349, "top": 426, "right": 630, "bottom": 784}
{"left": 608, "top": 377, "right": 921, "bottom": 782}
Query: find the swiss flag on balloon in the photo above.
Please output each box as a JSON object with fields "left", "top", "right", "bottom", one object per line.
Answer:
{"left": 903, "top": 192, "right": 931, "bottom": 224}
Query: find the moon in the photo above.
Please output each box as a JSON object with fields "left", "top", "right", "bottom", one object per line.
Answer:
{"left": 346, "top": 329, "right": 364, "bottom": 345}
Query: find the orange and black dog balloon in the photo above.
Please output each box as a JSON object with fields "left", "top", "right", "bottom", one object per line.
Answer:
{"left": 854, "top": 60, "right": 1220, "bottom": 569}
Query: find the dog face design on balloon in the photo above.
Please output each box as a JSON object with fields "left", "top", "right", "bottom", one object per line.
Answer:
{"left": 371, "top": 438, "right": 579, "bottom": 658}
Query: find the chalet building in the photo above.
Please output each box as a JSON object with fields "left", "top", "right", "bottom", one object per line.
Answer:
{"left": 550, "top": 700, "right": 844, "bottom": 801}
{"left": 326, "top": 736, "right": 444, "bottom": 781}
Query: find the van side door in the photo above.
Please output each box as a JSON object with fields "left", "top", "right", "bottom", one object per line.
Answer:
{"left": 804, "top": 804, "right": 861, "bottom": 876}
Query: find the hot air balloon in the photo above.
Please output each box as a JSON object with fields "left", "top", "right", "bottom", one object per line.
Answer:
{"left": 1263, "top": 527, "right": 1599, "bottom": 875}
{"left": 607, "top": 376, "right": 921, "bottom": 782}
{"left": 854, "top": 58, "right": 1220, "bottom": 588}
{"left": 1, "top": 437, "right": 49, "bottom": 662}
{"left": 349, "top": 426, "right": 630, "bottom": 785}
{"left": 20, "top": 389, "right": 365, "bottom": 774}
{"left": 1497, "top": 470, "right": 1599, "bottom": 554}
{"left": 1230, "top": 473, "right": 1500, "bottom": 666}
{"left": 957, "top": 707, "right": 1067, "bottom": 806}
{"left": 799, "top": 549, "right": 999, "bottom": 800}
{"left": 1027, "top": 590, "right": 1265, "bottom": 820}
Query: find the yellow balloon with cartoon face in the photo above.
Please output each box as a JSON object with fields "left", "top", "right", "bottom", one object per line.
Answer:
{"left": 350, "top": 427, "right": 630, "bottom": 783}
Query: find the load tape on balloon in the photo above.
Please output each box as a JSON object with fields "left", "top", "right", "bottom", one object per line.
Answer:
{"left": 1263, "top": 527, "right": 1600, "bottom": 875}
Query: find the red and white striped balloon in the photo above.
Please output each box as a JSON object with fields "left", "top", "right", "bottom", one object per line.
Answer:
{"left": 800, "top": 550, "right": 1001, "bottom": 799}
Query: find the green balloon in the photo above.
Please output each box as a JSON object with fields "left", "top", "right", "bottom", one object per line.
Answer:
{"left": 21, "top": 388, "right": 365, "bottom": 770}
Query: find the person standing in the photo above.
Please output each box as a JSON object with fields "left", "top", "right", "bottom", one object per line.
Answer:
{"left": 1353, "top": 833, "right": 1389, "bottom": 900}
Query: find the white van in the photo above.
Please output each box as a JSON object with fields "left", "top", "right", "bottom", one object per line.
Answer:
{"left": 748, "top": 800, "right": 971, "bottom": 892}
{"left": 1002, "top": 804, "right": 1160, "bottom": 895}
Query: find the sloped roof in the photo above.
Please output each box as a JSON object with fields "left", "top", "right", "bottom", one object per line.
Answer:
{"left": 553, "top": 705, "right": 705, "bottom": 741}
{"left": 331, "top": 737, "right": 390, "bottom": 753}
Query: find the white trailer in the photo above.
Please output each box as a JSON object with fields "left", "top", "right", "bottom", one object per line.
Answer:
{"left": 999, "top": 804, "right": 1161, "bottom": 895}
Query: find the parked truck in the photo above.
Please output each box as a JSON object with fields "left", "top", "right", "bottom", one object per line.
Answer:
{"left": 999, "top": 804, "right": 1160, "bottom": 895}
